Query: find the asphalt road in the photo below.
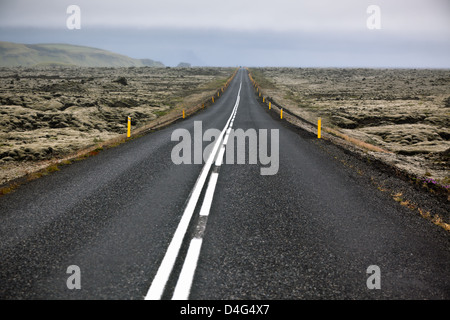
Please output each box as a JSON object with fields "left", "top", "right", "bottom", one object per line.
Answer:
{"left": 0, "top": 68, "right": 449, "bottom": 300}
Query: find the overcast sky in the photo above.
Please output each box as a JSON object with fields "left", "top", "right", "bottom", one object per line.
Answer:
{"left": 0, "top": 0, "right": 449, "bottom": 67}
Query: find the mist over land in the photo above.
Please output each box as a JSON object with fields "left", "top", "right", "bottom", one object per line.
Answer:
{"left": 1, "top": 0, "right": 449, "bottom": 68}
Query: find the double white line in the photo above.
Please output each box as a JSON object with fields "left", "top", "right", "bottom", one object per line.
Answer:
{"left": 145, "top": 82, "right": 242, "bottom": 300}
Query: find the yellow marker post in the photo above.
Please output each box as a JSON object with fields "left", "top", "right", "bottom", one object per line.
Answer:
{"left": 127, "top": 116, "right": 131, "bottom": 138}
{"left": 212, "top": 97, "right": 214, "bottom": 103}
{"left": 183, "top": 109, "right": 185, "bottom": 119}
{"left": 280, "top": 109, "right": 283, "bottom": 119}
{"left": 263, "top": 97, "right": 265, "bottom": 103}
{"left": 318, "top": 118, "right": 322, "bottom": 139}
{"left": 269, "top": 102, "right": 271, "bottom": 110}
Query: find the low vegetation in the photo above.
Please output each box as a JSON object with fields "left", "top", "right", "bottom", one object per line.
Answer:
{"left": 250, "top": 67, "right": 450, "bottom": 187}
{"left": 0, "top": 66, "right": 235, "bottom": 185}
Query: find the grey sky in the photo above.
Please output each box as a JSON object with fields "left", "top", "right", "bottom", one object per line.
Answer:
{"left": 0, "top": 0, "right": 449, "bottom": 67}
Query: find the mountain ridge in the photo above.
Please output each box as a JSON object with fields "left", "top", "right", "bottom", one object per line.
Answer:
{"left": 0, "top": 41, "right": 165, "bottom": 67}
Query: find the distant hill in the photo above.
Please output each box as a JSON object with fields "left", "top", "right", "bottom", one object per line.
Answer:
{"left": 177, "top": 62, "right": 192, "bottom": 68}
{"left": 0, "top": 41, "right": 164, "bottom": 68}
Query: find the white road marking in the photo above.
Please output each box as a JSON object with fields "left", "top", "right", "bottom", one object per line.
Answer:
{"left": 199, "top": 172, "right": 219, "bottom": 217}
{"left": 215, "top": 146, "right": 226, "bottom": 167}
{"left": 171, "top": 238, "right": 203, "bottom": 300}
{"left": 223, "top": 132, "right": 231, "bottom": 146}
{"left": 145, "top": 81, "right": 242, "bottom": 300}
{"left": 169, "top": 83, "right": 242, "bottom": 300}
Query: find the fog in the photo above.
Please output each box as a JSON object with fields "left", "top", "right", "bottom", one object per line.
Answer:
{"left": 1, "top": 0, "right": 449, "bottom": 67}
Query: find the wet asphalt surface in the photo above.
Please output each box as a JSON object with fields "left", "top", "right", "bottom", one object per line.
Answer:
{"left": 0, "top": 69, "right": 449, "bottom": 300}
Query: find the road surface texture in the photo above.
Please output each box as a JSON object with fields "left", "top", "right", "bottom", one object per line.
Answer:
{"left": 0, "top": 68, "right": 449, "bottom": 300}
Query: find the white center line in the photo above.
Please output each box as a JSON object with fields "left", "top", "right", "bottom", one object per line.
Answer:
{"left": 198, "top": 172, "right": 220, "bottom": 217}
{"left": 145, "top": 81, "right": 241, "bottom": 300}
{"left": 171, "top": 238, "right": 203, "bottom": 300}
{"left": 171, "top": 83, "right": 241, "bottom": 300}
{"left": 215, "top": 145, "right": 226, "bottom": 167}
